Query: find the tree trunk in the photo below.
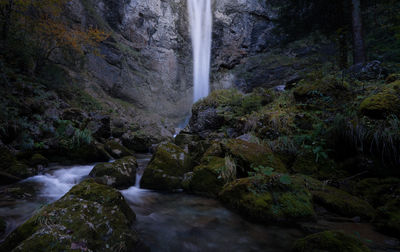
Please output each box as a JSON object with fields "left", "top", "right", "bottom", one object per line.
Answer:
{"left": 338, "top": 28, "right": 348, "bottom": 69}
{"left": 351, "top": 0, "right": 366, "bottom": 65}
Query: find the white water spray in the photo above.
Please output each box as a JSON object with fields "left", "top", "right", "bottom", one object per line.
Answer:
{"left": 188, "top": 0, "right": 212, "bottom": 102}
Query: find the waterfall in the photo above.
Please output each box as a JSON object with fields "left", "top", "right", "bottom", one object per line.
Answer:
{"left": 188, "top": 0, "right": 212, "bottom": 103}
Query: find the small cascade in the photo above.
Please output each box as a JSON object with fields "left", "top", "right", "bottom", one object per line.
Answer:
{"left": 188, "top": 0, "right": 212, "bottom": 102}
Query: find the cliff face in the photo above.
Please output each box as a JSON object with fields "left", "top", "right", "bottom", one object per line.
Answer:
{"left": 63, "top": 0, "right": 324, "bottom": 128}
{"left": 63, "top": 0, "right": 289, "bottom": 126}
{"left": 65, "top": 0, "right": 192, "bottom": 123}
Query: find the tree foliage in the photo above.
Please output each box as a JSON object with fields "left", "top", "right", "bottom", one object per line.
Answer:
{"left": 0, "top": 0, "right": 109, "bottom": 71}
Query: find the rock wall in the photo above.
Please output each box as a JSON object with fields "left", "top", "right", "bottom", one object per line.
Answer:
{"left": 65, "top": 0, "right": 193, "bottom": 123}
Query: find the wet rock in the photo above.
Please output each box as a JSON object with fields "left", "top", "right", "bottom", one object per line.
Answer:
{"left": 122, "top": 131, "right": 157, "bottom": 153}
{"left": 292, "top": 231, "right": 371, "bottom": 252}
{"left": 302, "top": 176, "right": 375, "bottom": 220}
{"left": 0, "top": 148, "right": 33, "bottom": 183}
{"left": 141, "top": 142, "right": 193, "bottom": 191}
{"left": 0, "top": 179, "right": 147, "bottom": 251}
{"left": 219, "top": 175, "right": 315, "bottom": 224}
{"left": 104, "top": 139, "right": 134, "bottom": 159}
{"left": 189, "top": 157, "right": 227, "bottom": 197}
{"left": 90, "top": 156, "right": 137, "bottom": 189}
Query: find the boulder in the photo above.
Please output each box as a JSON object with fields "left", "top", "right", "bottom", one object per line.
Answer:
{"left": 189, "top": 156, "right": 227, "bottom": 197}
{"left": 121, "top": 131, "right": 157, "bottom": 152}
{"left": 374, "top": 199, "right": 400, "bottom": 238}
{"left": 0, "top": 179, "right": 146, "bottom": 251}
{"left": 90, "top": 156, "right": 137, "bottom": 189}
{"left": 302, "top": 176, "right": 375, "bottom": 220}
{"left": 140, "top": 142, "right": 193, "bottom": 191}
{"left": 222, "top": 139, "right": 287, "bottom": 176}
{"left": 219, "top": 175, "right": 315, "bottom": 224}
{"left": 104, "top": 139, "right": 134, "bottom": 159}
{"left": 292, "top": 231, "right": 371, "bottom": 252}
{"left": 0, "top": 148, "right": 33, "bottom": 183}
{"left": 346, "top": 60, "right": 387, "bottom": 81}
{"left": 359, "top": 81, "right": 400, "bottom": 119}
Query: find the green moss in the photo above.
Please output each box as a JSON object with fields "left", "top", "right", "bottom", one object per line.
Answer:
{"left": 354, "top": 178, "right": 400, "bottom": 207}
{"left": 223, "top": 139, "right": 287, "bottom": 174}
{"left": 293, "top": 231, "right": 371, "bottom": 252}
{"left": 219, "top": 175, "right": 315, "bottom": 223}
{"left": 0, "top": 179, "right": 143, "bottom": 251}
{"left": 104, "top": 140, "right": 134, "bottom": 159}
{"left": 291, "top": 153, "right": 318, "bottom": 175}
{"left": 359, "top": 81, "right": 400, "bottom": 118}
{"left": 29, "top": 153, "right": 48, "bottom": 167}
{"left": 293, "top": 75, "right": 349, "bottom": 101}
{"left": 90, "top": 156, "right": 137, "bottom": 189}
{"left": 300, "top": 176, "right": 375, "bottom": 219}
{"left": 189, "top": 157, "right": 226, "bottom": 197}
{"left": 140, "top": 142, "right": 193, "bottom": 191}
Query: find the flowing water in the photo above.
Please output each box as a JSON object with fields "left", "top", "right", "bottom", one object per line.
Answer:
{"left": 1, "top": 156, "right": 395, "bottom": 251}
{"left": 188, "top": 0, "right": 212, "bottom": 102}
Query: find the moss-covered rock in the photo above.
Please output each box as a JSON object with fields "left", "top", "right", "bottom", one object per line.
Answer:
{"left": 0, "top": 179, "right": 146, "bottom": 251}
{"left": 189, "top": 156, "right": 227, "bottom": 197}
{"left": 374, "top": 199, "right": 400, "bottom": 238}
{"left": 222, "top": 139, "right": 287, "bottom": 175}
{"left": 291, "top": 152, "right": 343, "bottom": 179}
{"left": 292, "top": 231, "right": 371, "bottom": 252}
{"left": 359, "top": 81, "right": 400, "bottom": 118}
{"left": 293, "top": 75, "right": 349, "bottom": 101}
{"left": 0, "top": 148, "right": 33, "bottom": 182}
{"left": 219, "top": 175, "right": 315, "bottom": 224}
{"left": 104, "top": 140, "right": 134, "bottom": 159}
{"left": 302, "top": 176, "right": 375, "bottom": 220}
{"left": 53, "top": 143, "right": 111, "bottom": 164}
{"left": 90, "top": 156, "right": 137, "bottom": 189}
{"left": 29, "top": 153, "right": 49, "bottom": 167}
{"left": 354, "top": 178, "right": 400, "bottom": 207}
{"left": 140, "top": 142, "right": 193, "bottom": 191}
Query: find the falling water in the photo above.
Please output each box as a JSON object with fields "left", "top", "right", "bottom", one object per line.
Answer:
{"left": 188, "top": 0, "right": 212, "bottom": 102}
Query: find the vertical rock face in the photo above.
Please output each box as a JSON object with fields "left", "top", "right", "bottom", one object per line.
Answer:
{"left": 211, "top": 0, "right": 282, "bottom": 90}
{"left": 66, "top": 0, "right": 193, "bottom": 122}
{"left": 65, "top": 0, "right": 284, "bottom": 124}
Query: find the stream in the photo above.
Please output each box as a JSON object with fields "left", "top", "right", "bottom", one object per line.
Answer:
{"left": 2, "top": 155, "right": 397, "bottom": 251}
{"left": 0, "top": 154, "right": 306, "bottom": 251}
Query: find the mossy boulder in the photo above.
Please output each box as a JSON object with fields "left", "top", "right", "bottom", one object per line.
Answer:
{"left": 302, "top": 176, "right": 375, "bottom": 220}
{"left": 90, "top": 156, "right": 137, "bottom": 189}
{"left": 374, "top": 199, "right": 400, "bottom": 238}
{"left": 385, "top": 73, "right": 400, "bottom": 84}
{"left": 222, "top": 139, "right": 287, "bottom": 175}
{"left": 104, "top": 140, "right": 134, "bottom": 159}
{"left": 29, "top": 154, "right": 49, "bottom": 167}
{"left": 121, "top": 131, "right": 156, "bottom": 152}
{"left": 140, "top": 142, "right": 193, "bottom": 191}
{"left": 293, "top": 75, "right": 349, "bottom": 101}
{"left": 354, "top": 178, "right": 400, "bottom": 207}
{"left": 219, "top": 175, "right": 315, "bottom": 224}
{"left": 0, "top": 148, "right": 33, "bottom": 183}
{"left": 359, "top": 81, "right": 400, "bottom": 118}
{"left": 0, "top": 179, "right": 146, "bottom": 251}
{"left": 188, "top": 156, "right": 227, "bottom": 197}
{"left": 291, "top": 152, "right": 343, "bottom": 179}
{"left": 292, "top": 231, "right": 371, "bottom": 252}
{"left": 61, "top": 143, "right": 111, "bottom": 164}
